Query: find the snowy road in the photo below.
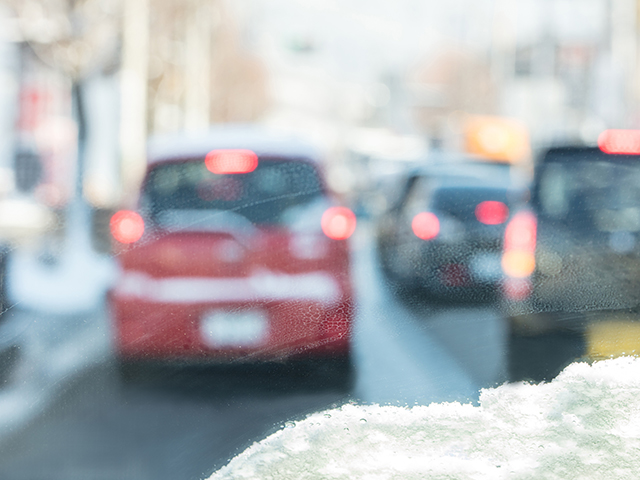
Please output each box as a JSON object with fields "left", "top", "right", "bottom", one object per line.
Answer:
{"left": 0, "top": 228, "right": 507, "bottom": 479}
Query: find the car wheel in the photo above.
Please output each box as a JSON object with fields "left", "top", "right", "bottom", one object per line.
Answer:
{"left": 316, "top": 356, "right": 355, "bottom": 392}
{"left": 377, "top": 240, "right": 396, "bottom": 280}
{"left": 506, "top": 323, "right": 586, "bottom": 383}
{"left": 0, "top": 344, "right": 20, "bottom": 387}
{"left": 116, "top": 359, "right": 148, "bottom": 385}
{"left": 290, "top": 356, "right": 355, "bottom": 393}
{"left": 0, "top": 245, "right": 10, "bottom": 314}
{"left": 378, "top": 240, "right": 419, "bottom": 296}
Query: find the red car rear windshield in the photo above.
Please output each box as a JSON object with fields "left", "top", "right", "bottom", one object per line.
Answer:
{"left": 143, "top": 157, "right": 324, "bottom": 225}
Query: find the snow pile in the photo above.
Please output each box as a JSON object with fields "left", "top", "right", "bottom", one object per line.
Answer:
{"left": 7, "top": 202, "right": 116, "bottom": 315}
{"left": 8, "top": 246, "right": 116, "bottom": 314}
{"left": 211, "top": 358, "right": 640, "bottom": 479}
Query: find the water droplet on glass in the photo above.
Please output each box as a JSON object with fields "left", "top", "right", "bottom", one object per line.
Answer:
{"left": 360, "top": 418, "right": 367, "bottom": 423}
{"left": 284, "top": 421, "right": 295, "bottom": 429}
{"left": 324, "top": 414, "right": 331, "bottom": 418}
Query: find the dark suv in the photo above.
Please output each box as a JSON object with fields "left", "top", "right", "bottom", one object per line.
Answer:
{"left": 502, "top": 138, "right": 640, "bottom": 381}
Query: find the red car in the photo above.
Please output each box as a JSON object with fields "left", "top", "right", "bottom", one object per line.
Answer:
{"left": 108, "top": 127, "right": 356, "bottom": 384}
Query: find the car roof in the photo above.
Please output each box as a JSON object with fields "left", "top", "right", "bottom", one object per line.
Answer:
{"left": 146, "top": 125, "right": 321, "bottom": 165}
{"left": 541, "top": 145, "right": 640, "bottom": 164}
{"left": 409, "top": 160, "right": 520, "bottom": 189}
{"left": 432, "top": 174, "right": 510, "bottom": 190}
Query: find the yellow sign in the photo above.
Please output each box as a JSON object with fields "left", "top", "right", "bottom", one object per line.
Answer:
{"left": 464, "top": 115, "right": 530, "bottom": 164}
{"left": 586, "top": 320, "right": 640, "bottom": 360}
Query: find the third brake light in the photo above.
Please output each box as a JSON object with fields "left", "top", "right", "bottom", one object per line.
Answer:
{"left": 205, "top": 149, "right": 259, "bottom": 174}
{"left": 598, "top": 130, "right": 640, "bottom": 155}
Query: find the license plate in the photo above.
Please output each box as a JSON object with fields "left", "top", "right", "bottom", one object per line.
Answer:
{"left": 586, "top": 320, "right": 640, "bottom": 360}
{"left": 469, "top": 252, "right": 502, "bottom": 281}
{"left": 201, "top": 310, "right": 268, "bottom": 348}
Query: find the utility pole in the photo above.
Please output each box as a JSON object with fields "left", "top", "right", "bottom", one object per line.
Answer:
{"left": 610, "top": 0, "right": 638, "bottom": 125}
{"left": 490, "top": 0, "right": 516, "bottom": 96}
{"left": 120, "top": 0, "right": 150, "bottom": 203}
{"left": 184, "top": 0, "right": 212, "bottom": 132}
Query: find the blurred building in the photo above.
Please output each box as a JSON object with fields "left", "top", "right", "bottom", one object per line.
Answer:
{"left": 147, "top": 0, "right": 268, "bottom": 134}
{"left": 232, "top": 0, "right": 640, "bottom": 155}
{"left": 118, "top": 0, "right": 270, "bottom": 202}
{"left": 2, "top": 0, "right": 640, "bottom": 210}
{"left": 408, "top": 49, "right": 497, "bottom": 149}
{"left": 2, "top": 0, "right": 271, "bottom": 209}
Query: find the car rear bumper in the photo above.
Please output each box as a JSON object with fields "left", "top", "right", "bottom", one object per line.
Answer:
{"left": 412, "top": 248, "right": 502, "bottom": 299}
{"left": 110, "top": 296, "right": 353, "bottom": 362}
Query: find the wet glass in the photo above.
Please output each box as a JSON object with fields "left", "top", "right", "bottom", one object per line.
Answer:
{"left": 145, "top": 158, "right": 324, "bottom": 225}
{"left": 0, "top": 0, "right": 639, "bottom": 478}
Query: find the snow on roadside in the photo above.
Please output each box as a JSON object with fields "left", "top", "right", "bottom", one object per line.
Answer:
{"left": 8, "top": 247, "right": 116, "bottom": 315}
{"left": 210, "top": 357, "right": 640, "bottom": 479}
{"left": 6, "top": 199, "right": 117, "bottom": 315}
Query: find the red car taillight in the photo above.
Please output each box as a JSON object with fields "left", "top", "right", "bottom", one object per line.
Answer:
{"left": 321, "top": 207, "right": 356, "bottom": 240}
{"left": 412, "top": 212, "right": 440, "bottom": 240}
{"left": 110, "top": 210, "right": 145, "bottom": 244}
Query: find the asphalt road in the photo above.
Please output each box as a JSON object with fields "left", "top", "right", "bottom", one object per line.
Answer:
{"left": 0, "top": 227, "right": 506, "bottom": 480}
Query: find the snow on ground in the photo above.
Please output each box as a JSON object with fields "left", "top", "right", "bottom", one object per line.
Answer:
{"left": 7, "top": 202, "right": 117, "bottom": 315}
{"left": 211, "top": 357, "right": 640, "bottom": 479}
{"left": 8, "top": 248, "right": 115, "bottom": 314}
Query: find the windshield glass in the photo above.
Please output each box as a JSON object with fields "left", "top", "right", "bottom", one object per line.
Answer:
{"left": 432, "top": 187, "right": 510, "bottom": 221}
{"left": 538, "top": 159, "right": 640, "bottom": 232}
{"left": 144, "top": 158, "right": 323, "bottom": 225}
{"left": 2, "top": 0, "right": 640, "bottom": 478}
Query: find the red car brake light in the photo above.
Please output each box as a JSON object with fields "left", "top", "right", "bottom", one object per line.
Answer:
{"left": 412, "top": 212, "right": 440, "bottom": 240}
{"left": 502, "top": 211, "right": 536, "bottom": 278}
{"left": 205, "top": 149, "right": 259, "bottom": 174}
{"left": 475, "top": 201, "right": 509, "bottom": 225}
{"left": 598, "top": 129, "right": 640, "bottom": 155}
{"left": 321, "top": 207, "right": 356, "bottom": 240}
{"left": 110, "top": 210, "right": 145, "bottom": 244}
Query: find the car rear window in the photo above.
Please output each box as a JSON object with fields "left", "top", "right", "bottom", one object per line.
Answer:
{"left": 143, "top": 157, "right": 324, "bottom": 225}
{"left": 431, "top": 187, "right": 510, "bottom": 223}
{"left": 537, "top": 155, "right": 640, "bottom": 232}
